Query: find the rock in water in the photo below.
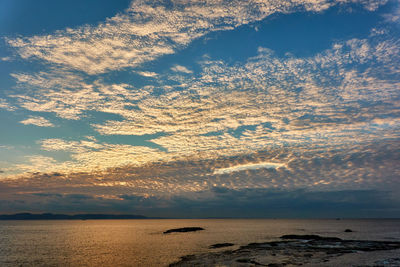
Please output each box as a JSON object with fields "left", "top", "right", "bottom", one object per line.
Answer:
{"left": 280, "top": 234, "right": 342, "bottom": 241}
{"left": 163, "top": 227, "right": 204, "bottom": 234}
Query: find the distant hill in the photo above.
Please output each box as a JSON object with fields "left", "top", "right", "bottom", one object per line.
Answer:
{"left": 0, "top": 213, "right": 150, "bottom": 220}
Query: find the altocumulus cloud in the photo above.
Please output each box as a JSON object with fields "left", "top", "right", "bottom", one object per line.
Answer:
{"left": 0, "top": 0, "right": 399, "bottom": 217}
{"left": 19, "top": 116, "right": 55, "bottom": 127}
{"left": 6, "top": 0, "right": 385, "bottom": 75}
{"left": 214, "top": 162, "right": 286, "bottom": 175}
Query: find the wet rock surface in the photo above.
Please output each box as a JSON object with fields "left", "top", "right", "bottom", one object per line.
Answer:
{"left": 373, "top": 257, "right": 400, "bottom": 266}
{"left": 280, "top": 234, "right": 342, "bottom": 241}
{"left": 163, "top": 227, "right": 204, "bottom": 234}
{"left": 169, "top": 235, "right": 400, "bottom": 266}
{"left": 209, "top": 243, "right": 235, "bottom": 249}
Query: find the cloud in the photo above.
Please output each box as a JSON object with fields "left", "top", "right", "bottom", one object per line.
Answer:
{"left": 37, "top": 138, "right": 167, "bottom": 173}
{"left": 214, "top": 162, "right": 286, "bottom": 174}
{"left": 0, "top": 98, "right": 16, "bottom": 111}
{"left": 6, "top": 1, "right": 396, "bottom": 132}
{"left": 6, "top": 29, "right": 400, "bottom": 177}
{"left": 14, "top": 155, "right": 60, "bottom": 174}
{"left": 6, "top": 0, "right": 386, "bottom": 75}
{"left": 2, "top": 0, "right": 399, "bottom": 204}
{"left": 171, "top": 64, "right": 193, "bottom": 74}
{"left": 19, "top": 116, "right": 55, "bottom": 127}
{"left": 383, "top": 1, "right": 400, "bottom": 23}
{"left": 136, "top": 71, "right": 158, "bottom": 77}
{"left": 10, "top": 70, "right": 149, "bottom": 120}
{"left": 359, "top": 0, "right": 389, "bottom": 11}
{"left": 3, "top": 140, "right": 399, "bottom": 195}
{"left": 0, "top": 187, "right": 398, "bottom": 218}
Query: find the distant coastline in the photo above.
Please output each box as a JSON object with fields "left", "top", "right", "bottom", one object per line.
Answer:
{"left": 0, "top": 213, "right": 156, "bottom": 220}
{"left": 1, "top": 214, "right": 399, "bottom": 220}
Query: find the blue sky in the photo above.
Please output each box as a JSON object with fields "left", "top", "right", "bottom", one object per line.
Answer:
{"left": 0, "top": 0, "right": 399, "bottom": 217}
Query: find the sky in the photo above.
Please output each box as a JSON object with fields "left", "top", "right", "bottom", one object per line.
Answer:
{"left": 0, "top": 0, "right": 399, "bottom": 218}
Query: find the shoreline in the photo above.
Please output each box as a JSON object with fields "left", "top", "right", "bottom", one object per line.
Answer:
{"left": 170, "top": 235, "right": 400, "bottom": 266}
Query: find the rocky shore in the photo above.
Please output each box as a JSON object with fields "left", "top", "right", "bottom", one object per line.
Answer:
{"left": 170, "top": 235, "right": 400, "bottom": 266}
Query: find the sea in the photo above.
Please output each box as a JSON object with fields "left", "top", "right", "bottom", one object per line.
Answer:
{"left": 0, "top": 219, "right": 399, "bottom": 266}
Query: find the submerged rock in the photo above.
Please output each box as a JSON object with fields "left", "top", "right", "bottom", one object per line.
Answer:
{"left": 280, "top": 234, "right": 342, "bottom": 241}
{"left": 344, "top": 229, "right": 353, "bottom": 232}
{"left": 163, "top": 227, "right": 204, "bottom": 234}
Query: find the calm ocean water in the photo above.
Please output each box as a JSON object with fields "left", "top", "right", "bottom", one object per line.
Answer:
{"left": 0, "top": 219, "right": 399, "bottom": 266}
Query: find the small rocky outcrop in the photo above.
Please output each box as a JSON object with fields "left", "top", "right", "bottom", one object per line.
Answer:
{"left": 280, "top": 234, "right": 342, "bottom": 241}
{"left": 163, "top": 227, "right": 204, "bottom": 234}
{"left": 344, "top": 229, "right": 353, "bottom": 232}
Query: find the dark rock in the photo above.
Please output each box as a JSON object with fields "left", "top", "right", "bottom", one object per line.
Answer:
{"left": 236, "top": 258, "right": 265, "bottom": 265}
{"left": 374, "top": 257, "right": 400, "bottom": 266}
{"left": 170, "top": 235, "right": 400, "bottom": 266}
{"left": 163, "top": 227, "right": 204, "bottom": 234}
{"left": 209, "top": 243, "right": 234, "bottom": 249}
{"left": 344, "top": 229, "right": 353, "bottom": 232}
{"left": 280, "top": 234, "right": 342, "bottom": 242}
